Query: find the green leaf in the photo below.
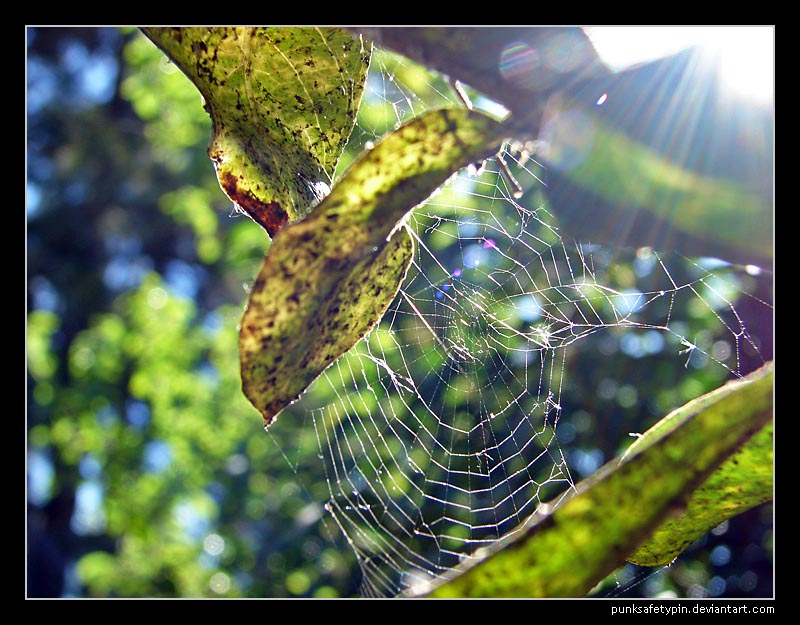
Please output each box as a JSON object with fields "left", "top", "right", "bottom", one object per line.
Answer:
{"left": 240, "top": 108, "right": 506, "bottom": 427}
{"left": 357, "top": 28, "right": 772, "bottom": 269}
{"left": 415, "top": 362, "right": 773, "bottom": 598}
{"left": 142, "top": 27, "right": 370, "bottom": 236}
{"left": 543, "top": 114, "right": 773, "bottom": 268}
{"left": 627, "top": 418, "right": 773, "bottom": 567}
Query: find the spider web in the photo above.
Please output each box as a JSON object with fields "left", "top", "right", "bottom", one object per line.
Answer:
{"left": 268, "top": 48, "right": 772, "bottom": 598}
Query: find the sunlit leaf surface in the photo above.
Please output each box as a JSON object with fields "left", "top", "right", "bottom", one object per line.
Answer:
{"left": 418, "top": 362, "right": 773, "bottom": 597}
{"left": 143, "top": 27, "right": 370, "bottom": 236}
{"left": 240, "top": 108, "right": 506, "bottom": 427}
{"left": 628, "top": 416, "right": 772, "bottom": 566}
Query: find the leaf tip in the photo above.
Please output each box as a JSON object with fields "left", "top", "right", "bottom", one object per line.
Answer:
{"left": 262, "top": 412, "right": 279, "bottom": 431}
{"left": 246, "top": 386, "right": 291, "bottom": 431}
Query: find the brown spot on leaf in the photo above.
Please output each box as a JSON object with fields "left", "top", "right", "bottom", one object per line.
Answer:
{"left": 219, "top": 170, "right": 289, "bottom": 237}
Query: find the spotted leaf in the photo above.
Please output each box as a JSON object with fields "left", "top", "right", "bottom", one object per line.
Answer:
{"left": 143, "top": 27, "right": 370, "bottom": 236}
{"left": 240, "top": 108, "right": 506, "bottom": 427}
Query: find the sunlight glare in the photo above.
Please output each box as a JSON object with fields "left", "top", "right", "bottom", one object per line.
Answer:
{"left": 586, "top": 27, "right": 774, "bottom": 106}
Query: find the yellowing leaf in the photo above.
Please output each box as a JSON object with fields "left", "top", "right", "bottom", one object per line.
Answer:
{"left": 416, "top": 362, "right": 773, "bottom": 597}
{"left": 627, "top": 418, "right": 773, "bottom": 567}
{"left": 143, "top": 27, "right": 370, "bottom": 236}
{"left": 240, "top": 108, "right": 506, "bottom": 427}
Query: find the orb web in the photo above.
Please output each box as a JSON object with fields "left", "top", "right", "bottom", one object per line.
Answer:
{"left": 268, "top": 47, "right": 771, "bottom": 598}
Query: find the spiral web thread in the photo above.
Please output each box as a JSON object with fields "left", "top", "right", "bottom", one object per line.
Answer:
{"left": 281, "top": 49, "right": 769, "bottom": 597}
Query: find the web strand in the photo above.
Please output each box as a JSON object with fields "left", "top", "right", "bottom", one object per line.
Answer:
{"left": 274, "top": 48, "right": 771, "bottom": 598}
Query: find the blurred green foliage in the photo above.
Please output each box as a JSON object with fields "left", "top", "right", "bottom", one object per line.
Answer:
{"left": 27, "top": 27, "right": 357, "bottom": 598}
{"left": 120, "top": 32, "right": 212, "bottom": 168}
{"left": 27, "top": 27, "right": 772, "bottom": 598}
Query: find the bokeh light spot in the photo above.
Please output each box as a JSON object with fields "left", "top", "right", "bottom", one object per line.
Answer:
{"left": 498, "top": 41, "right": 541, "bottom": 91}
{"left": 209, "top": 572, "right": 231, "bottom": 594}
{"left": 146, "top": 286, "right": 168, "bottom": 309}
{"left": 286, "top": 570, "right": 311, "bottom": 596}
{"left": 203, "top": 533, "right": 225, "bottom": 556}
{"left": 710, "top": 544, "right": 731, "bottom": 566}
